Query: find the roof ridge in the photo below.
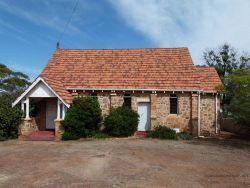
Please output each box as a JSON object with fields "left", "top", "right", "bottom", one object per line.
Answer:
{"left": 40, "top": 46, "right": 222, "bottom": 98}
{"left": 57, "top": 47, "right": 189, "bottom": 51}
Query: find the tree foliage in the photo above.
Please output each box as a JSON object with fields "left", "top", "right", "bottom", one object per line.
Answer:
{"left": 62, "top": 96, "right": 102, "bottom": 138}
{"left": 226, "top": 69, "right": 250, "bottom": 125}
{"left": 203, "top": 44, "right": 250, "bottom": 108}
{"left": 104, "top": 106, "right": 139, "bottom": 137}
{"left": 0, "top": 92, "right": 22, "bottom": 140}
{"left": 203, "top": 43, "right": 250, "bottom": 126}
{"left": 149, "top": 126, "right": 177, "bottom": 140}
{"left": 0, "top": 64, "right": 30, "bottom": 92}
{"left": 203, "top": 44, "right": 250, "bottom": 79}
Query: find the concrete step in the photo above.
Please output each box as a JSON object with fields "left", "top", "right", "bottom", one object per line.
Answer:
{"left": 26, "top": 131, "right": 55, "bottom": 141}
{"left": 136, "top": 131, "right": 149, "bottom": 138}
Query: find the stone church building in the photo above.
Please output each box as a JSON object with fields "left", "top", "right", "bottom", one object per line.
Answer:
{"left": 13, "top": 48, "right": 222, "bottom": 140}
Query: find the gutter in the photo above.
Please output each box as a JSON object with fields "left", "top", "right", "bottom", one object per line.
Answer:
{"left": 66, "top": 88, "right": 204, "bottom": 93}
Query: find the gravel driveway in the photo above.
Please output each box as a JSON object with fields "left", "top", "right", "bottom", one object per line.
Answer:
{"left": 0, "top": 138, "right": 250, "bottom": 188}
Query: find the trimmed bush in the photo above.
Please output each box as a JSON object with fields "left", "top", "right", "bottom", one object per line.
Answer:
{"left": 62, "top": 96, "right": 102, "bottom": 138}
{"left": 62, "top": 131, "right": 79, "bottom": 141}
{"left": 104, "top": 106, "right": 139, "bottom": 137}
{"left": 0, "top": 92, "right": 22, "bottom": 140}
{"left": 149, "top": 126, "right": 177, "bottom": 140}
{"left": 177, "top": 132, "right": 191, "bottom": 140}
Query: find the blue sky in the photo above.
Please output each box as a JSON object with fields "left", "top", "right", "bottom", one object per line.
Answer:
{"left": 0, "top": 0, "right": 250, "bottom": 80}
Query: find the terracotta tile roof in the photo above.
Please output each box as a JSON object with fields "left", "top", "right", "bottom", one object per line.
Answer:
{"left": 42, "top": 76, "right": 73, "bottom": 104}
{"left": 196, "top": 66, "right": 222, "bottom": 93}
{"left": 40, "top": 48, "right": 221, "bottom": 103}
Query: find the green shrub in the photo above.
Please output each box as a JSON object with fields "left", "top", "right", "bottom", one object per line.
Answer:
{"left": 0, "top": 92, "right": 22, "bottom": 140}
{"left": 61, "top": 131, "right": 79, "bottom": 141}
{"left": 177, "top": 132, "right": 191, "bottom": 140}
{"left": 62, "top": 96, "right": 102, "bottom": 139}
{"left": 0, "top": 130, "right": 6, "bottom": 141}
{"left": 94, "top": 132, "right": 110, "bottom": 139}
{"left": 104, "top": 106, "right": 139, "bottom": 137}
{"left": 149, "top": 126, "right": 177, "bottom": 140}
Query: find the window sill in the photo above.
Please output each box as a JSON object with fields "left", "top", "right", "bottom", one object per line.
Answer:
{"left": 168, "top": 114, "right": 178, "bottom": 116}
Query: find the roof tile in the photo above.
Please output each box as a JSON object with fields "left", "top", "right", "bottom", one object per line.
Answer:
{"left": 40, "top": 48, "right": 222, "bottom": 103}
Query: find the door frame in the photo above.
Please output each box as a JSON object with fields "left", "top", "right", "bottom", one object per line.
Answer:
{"left": 45, "top": 98, "right": 57, "bottom": 130}
{"left": 137, "top": 102, "right": 151, "bottom": 131}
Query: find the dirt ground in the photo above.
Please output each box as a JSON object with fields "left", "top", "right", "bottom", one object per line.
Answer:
{"left": 0, "top": 138, "right": 250, "bottom": 188}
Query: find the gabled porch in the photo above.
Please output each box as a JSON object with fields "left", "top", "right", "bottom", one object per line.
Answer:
{"left": 12, "top": 77, "right": 70, "bottom": 140}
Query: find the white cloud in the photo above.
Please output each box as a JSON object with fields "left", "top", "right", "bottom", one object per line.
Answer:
{"left": 109, "top": 0, "right": 250, "bottom": 64}
{"left": 0, "top": 1, "right": 85, "bottom": 36}
{"left": 0, "top": 0, "right": 97, "bottom": 47}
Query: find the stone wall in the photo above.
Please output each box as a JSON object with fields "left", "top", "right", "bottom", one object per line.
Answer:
{"left": 71, "top": 91, "right": 220, "bottom": 136}
{"left": 97, "top": 93, "right": 110, "bottom": 116}
{"left": 150, "top": 94, "right": 158, "bottom": 128}
{"left": 131, "top": 95, "right": 137, "bottom": 112}
{"left": 110, "top": 94, "right": 124, "bottom": 108}
{"left": 19, "top": 118, "right": 38, "bottom": 136}
{"left": 153, "top": 93, "right": 191, "bottom": 132}
{"left": 200, "top": 95, "right": 217, "bottom": 136}
{"left": 191, "top": 94, "right": 198, "bottom": 135}
{"left": 130, "top": 93, "right": 150, "bottom": 112}
{"left": 55, "top": 119, "right": 64, "bottom": 141}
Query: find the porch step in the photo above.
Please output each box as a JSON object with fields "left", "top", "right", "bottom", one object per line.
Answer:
{"left": 136, "top": 131, "right": 149, "bottom": 138}
{"left": 26, "top": 131, "right": 55, "bottom": 141}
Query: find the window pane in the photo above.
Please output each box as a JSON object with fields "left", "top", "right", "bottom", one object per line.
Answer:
{"left": 170, "top": 95, "right": 178, "bottom": 114}
{"left": 123, "top": 94, "right": 131, "bottom": 108}
{"left": 60, "top": 103, "right": 63, "bottom": 119}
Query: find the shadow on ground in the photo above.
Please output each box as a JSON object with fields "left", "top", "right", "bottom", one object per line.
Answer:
{"left": 187, "top": 131, "right": 250, "bottom": 151}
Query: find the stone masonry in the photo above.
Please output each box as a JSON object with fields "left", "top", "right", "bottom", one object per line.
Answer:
{"left": 110, "top": 94, "right": 124, "bottom": 109}
{"left": 97, "top": 93, "right": 110, "bottom": 116}
{"left": 54, "top": 119, "right": 64, "bottom": 141}
{"left": 151, "top": 93, "right": 191, "bottom": 132}
{"left": 19, "top": 118, "right": 38, "bottom": 136}
{"left": 72, "top": 91, "right": 220, "bottom": 136}
{"left": 200, "top": 95, "right": 219, "bottom": 136}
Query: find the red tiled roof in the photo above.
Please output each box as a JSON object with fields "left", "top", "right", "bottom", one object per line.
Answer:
{"left": 42, "top": 76, "right": 73, "bottom": 104}
{"left": 40, "top": 48, "right": 221, "bottom": 103}
{"left": 196, "top": 67, "right": 222, "bottom": 93}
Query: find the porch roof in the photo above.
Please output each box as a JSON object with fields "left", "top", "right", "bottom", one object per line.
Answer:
{"left": 12, "top": 77, "right": 71, "bottom": 108}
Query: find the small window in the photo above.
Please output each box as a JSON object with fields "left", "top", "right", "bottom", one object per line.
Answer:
{"left": 123, "top": 94, "right": 131, "bottom": 108}
{"left": 59, "top": 103, "right": 63, "bottom": 119}
{"left": 170, "top": 95, "right": 178, "bottom": 114}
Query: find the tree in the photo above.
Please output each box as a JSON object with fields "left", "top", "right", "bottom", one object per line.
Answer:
{"left": 0, "top": 92, "right": 22, "bottom": 140}
{"left": 227, "top": 69, "right": 250, "bottom": 126}
{"left": 203, "top": 44, "right": 250, "bottom": 79}
{"left": 203, "top": 44, "right": 250, "bottom": 108}
{"left": 0, "top": 64, "right": 30, "bottom": 92}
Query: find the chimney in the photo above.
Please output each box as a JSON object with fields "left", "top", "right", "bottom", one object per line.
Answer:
{"left": 56, "top": 42, "right": 60, "bottom": 49}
